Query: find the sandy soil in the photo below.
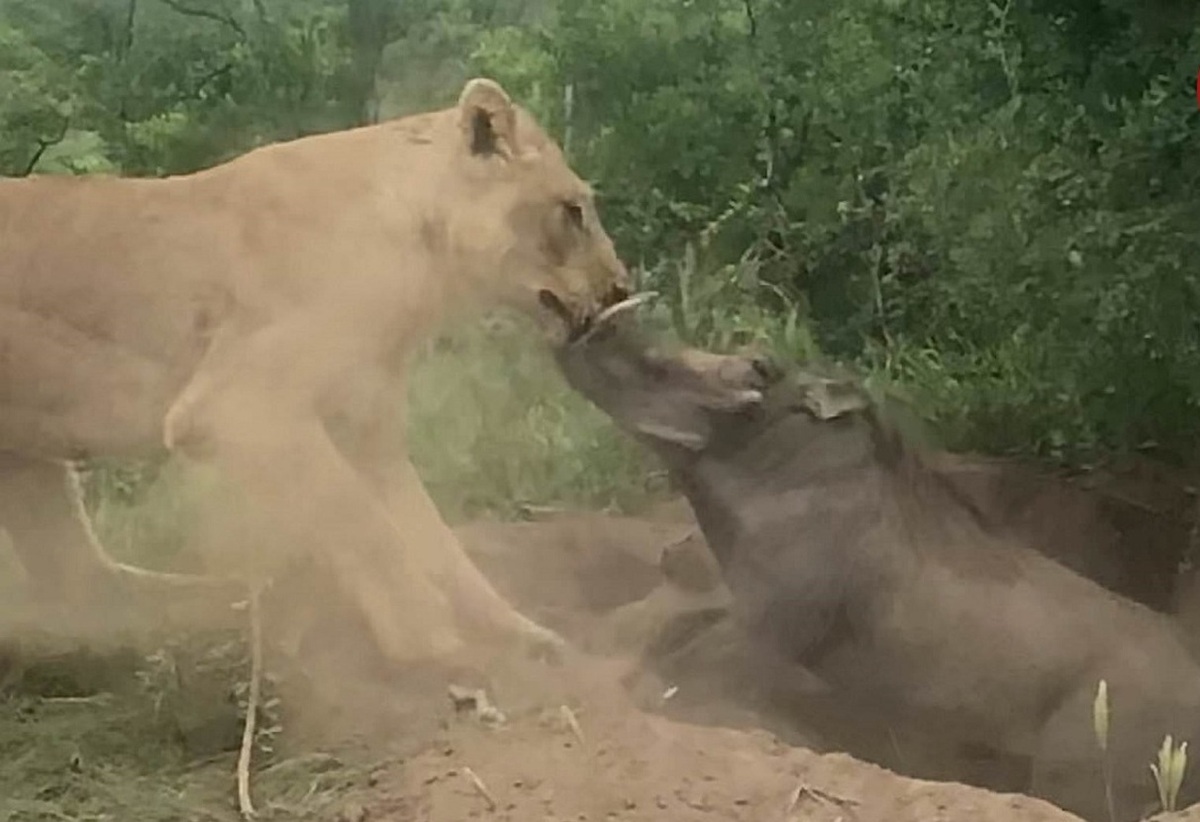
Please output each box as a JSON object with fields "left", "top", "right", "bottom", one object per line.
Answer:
{"left": 354, "top": 655, "right": 1079, "bottom": 822}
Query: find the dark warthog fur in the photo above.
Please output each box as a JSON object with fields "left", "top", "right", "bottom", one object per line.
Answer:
{"left": 555, "top": 317, "right": 1200, "bottom": 822}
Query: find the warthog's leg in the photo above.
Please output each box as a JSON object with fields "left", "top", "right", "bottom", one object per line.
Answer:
{"left": 0, "top": 450, "right": 241, "bottom": 622}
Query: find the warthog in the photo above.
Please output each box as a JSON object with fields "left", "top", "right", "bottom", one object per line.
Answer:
{"left": 555, "top": 314, "right": 1200, "bottom": 822}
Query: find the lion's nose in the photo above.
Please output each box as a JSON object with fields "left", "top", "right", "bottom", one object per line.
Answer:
{"left": 604, "top": 283, "right": 631, "bottom": 307}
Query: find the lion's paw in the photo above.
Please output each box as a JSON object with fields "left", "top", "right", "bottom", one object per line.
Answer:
{"left": 519, "top": 622, "right": 568, "bottom": 666}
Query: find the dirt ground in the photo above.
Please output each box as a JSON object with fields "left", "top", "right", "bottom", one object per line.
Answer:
{"left": 2, "top": 456, "right": 1199, "bottom": 822}
{"left": 355, "top": 655, "right": 1076, "bottom": 822}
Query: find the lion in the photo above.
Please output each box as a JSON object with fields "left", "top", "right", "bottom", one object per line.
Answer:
{"left": 0, "top": 77, "right": 631, "bottom": 664}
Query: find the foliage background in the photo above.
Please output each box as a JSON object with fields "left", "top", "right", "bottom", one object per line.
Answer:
{"left": 2, "top": 0, "right": 1198, "bottom": 537}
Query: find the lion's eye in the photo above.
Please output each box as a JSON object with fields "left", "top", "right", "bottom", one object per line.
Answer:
{"left": 563, "top": 201, "right": 585, "bottom": 229}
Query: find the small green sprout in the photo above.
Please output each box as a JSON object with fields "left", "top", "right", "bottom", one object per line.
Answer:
{"left": 1093, "top": 679, "right": 1110, "bottom": 753}
{"left": 1093, "top": 679, "right": 1116, "bottom": 822}
{"left": 1150, "top": 734, "right": 1189, "bottom": 813}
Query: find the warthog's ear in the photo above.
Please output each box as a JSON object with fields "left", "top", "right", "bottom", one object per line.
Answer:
{"left": 796, "top": 375, "right": 870, "bottom": 421}
{"left": 458, "top": 77, "right": 517, "bottom": 158}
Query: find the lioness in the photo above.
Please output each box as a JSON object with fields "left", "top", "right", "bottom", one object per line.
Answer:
{"left": 0, "top": 78, "right": 630, "bottom": 663}
{"left": 556, "top": 319, "right": 1200, "bottom": 822}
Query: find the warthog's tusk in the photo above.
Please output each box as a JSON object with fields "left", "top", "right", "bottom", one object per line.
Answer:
{"left": 574, "top": 291, "right": 659, "bottom": 346}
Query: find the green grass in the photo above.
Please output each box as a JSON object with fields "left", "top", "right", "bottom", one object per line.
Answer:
{"left": 0, "top": 694, "right": 232, "bottom": 822}
{"left": 0, "top": 680, "right": 375, "bottom": 822}
{"left": 405, "top": 312, "right": 664, "bottom": 522}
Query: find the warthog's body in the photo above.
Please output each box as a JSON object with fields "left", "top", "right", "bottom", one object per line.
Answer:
{"left": 556, "top": 318, "right": 1200, "bottom": 822}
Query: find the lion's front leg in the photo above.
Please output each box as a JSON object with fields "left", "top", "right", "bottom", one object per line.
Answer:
{"left": 165, "top": 375, "right": 467, "bottom": 666}
{"left": 329, "top": 374, "right": 565, "bottom": 662}
{"left": 379, "top": 459, "right": 566, "bottom": 661}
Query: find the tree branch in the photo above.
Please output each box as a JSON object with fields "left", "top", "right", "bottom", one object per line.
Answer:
{"left": 20, "top": 117, "right": 70, "bottom": 177}
{"left": 191, "top": 61, "right": 234, "bottom": 98}
{"left": 742, "top": 0, "right": 757, "bottom": 39}
{"left": 122, "top": 0, "right": 138, "bottom": 57}
{"left": 250, "top": 0, "right": 268, "bottom": 27}
{"left": 156, "top": 0, "right": 245, "bottom": 38}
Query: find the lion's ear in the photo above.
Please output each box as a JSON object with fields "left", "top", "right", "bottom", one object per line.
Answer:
{"left": 458, "top": 77, "right": 517, "bottom": 159}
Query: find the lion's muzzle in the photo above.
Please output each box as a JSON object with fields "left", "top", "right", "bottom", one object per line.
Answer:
{"left": 538, "top": 282, "right": 631, "bottom": 344}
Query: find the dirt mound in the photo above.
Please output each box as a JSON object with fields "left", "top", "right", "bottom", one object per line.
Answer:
{"left": 359, "top": 654, "right": 1079, "bottom": 822}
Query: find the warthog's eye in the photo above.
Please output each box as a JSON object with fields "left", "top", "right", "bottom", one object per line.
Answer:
{"left": 563, "top": 201, "right": 585, "bottom": 229}
{"left": 641, "top": 351, "right": 670, "bottom": 381}
{"left": 751, "top": 355, "right": 782, "bottom": 384}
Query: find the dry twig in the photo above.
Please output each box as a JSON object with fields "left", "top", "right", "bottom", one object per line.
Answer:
{"left": 236, "top": 585, "right": 264, "bottom": 819}
{"left": 462, "top": 766, "right": 497, "bottom": 810}
{"left": 783, "top": 783, "right": 858, "bottom": 820}
{"left": 560, "top": 704, "right": 586, "bottom": 746}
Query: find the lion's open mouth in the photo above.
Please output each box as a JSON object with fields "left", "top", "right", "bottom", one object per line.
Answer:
{"left": 539, "top": 289, "right": 658, "bottom": 345}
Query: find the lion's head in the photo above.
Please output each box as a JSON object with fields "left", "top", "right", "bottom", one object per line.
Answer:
{"left": 437, "top": 78, "right": 632, "bottom": 343}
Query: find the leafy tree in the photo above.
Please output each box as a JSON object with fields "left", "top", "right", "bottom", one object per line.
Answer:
{"left": 474, "top": 0, "right": 1200, "bottom": 464}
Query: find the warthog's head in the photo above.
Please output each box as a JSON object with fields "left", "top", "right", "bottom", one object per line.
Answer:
{"left": 555, "top": 299, "right": 883, "bottom": 469}
{"left": 554, "top": 303, "right": 785, "bottom": 459}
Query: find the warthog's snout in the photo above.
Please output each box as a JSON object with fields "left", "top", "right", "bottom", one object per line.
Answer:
{"left": 671, "top": 348, "right": 783, "bottom": 410}
{"left": 555, "top": 310, "right": 783, "bottom": 452}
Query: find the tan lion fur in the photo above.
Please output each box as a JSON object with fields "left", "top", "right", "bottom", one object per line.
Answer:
{"left": 0, "top": 78, "right": 631, "bottom": 663}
